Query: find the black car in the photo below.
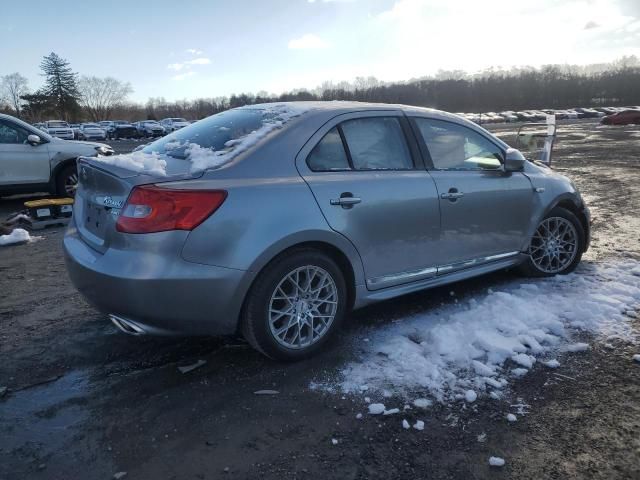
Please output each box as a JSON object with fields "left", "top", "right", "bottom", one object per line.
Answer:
{"left": 109, "top": 121, "right": 139, "bottom": 140}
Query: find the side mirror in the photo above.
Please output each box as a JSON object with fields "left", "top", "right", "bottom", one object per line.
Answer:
{"left": 504, "top": 148, "right": 526, "bottom": 172}
{"left": 27, "top": 134, "right": 42, "bottom": 145}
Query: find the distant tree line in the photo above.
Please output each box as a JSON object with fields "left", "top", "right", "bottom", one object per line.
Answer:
{"left": 1, "top": 54, "right": 639, "bottom": 123}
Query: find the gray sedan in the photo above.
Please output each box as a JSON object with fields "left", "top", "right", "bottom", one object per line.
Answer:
{"left": 64, "top": 102, "right": 590, "bottom": 361}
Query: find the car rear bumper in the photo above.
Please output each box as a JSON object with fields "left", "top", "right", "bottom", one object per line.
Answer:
{"left": 63, "top": 223, "right": 251, "bottom": 336}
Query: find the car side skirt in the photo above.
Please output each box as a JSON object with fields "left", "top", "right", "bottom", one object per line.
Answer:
{"left": 353, "top": 253, "right": 527, "bottom": 309}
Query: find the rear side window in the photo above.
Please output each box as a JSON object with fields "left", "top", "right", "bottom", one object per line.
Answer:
{"left": 307, "top": 127, "right": 350, "bottom": 171}
{"left": 414, "top": 118, "right": 503, "bottom": 171}
{"left": 341, "top": 118, "right": 412, "bottom": 170}
{"left": 306, "top": 117, "right": 413, "bottom": 172}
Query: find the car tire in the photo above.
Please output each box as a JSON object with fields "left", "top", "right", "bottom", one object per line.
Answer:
{"left": 56, "top": 163, "right": 79, "bottom": 197}
{"left": 519, "top": 207, "right": 585, "bottom": 277}
{"left": 241, "top": 249, "right": 347, "bottom": 361}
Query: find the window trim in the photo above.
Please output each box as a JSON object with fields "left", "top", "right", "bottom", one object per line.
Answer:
{"left": 305, "top": 115, "right": 419, "bottom": 173}
{"left": 408, "top": 116, "right": 507, "bottom": 172}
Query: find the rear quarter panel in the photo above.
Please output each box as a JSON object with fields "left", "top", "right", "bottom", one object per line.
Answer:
{"left": 176, "top": 119, "right": 367, "bottom": 287}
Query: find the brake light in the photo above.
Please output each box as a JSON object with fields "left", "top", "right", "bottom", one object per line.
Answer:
{"left": 116, "top": 185, "right": 227, "bottom": 234}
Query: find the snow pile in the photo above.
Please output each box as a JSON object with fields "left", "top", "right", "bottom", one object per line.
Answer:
{"left": 336, "top": 260, "right": 640, "bottom": 403}
{"left": 489, "top": 457, "right": 505, "bottom": 467}
{"left": 0, "top": 228, "right": 36, "bottom": 246}
{"left": 95, "top": 150, "right": 167, "bottom": 176}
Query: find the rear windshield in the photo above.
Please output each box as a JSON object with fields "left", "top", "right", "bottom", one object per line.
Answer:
{"left": 143, "top": 109, "right": 265, "bottom": 159}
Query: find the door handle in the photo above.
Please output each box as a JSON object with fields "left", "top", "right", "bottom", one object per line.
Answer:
{"left": 440, "top": 192, "right": 464, "bottom": 200}
{"left": 330, "top": 194, "right": 361, "bottom": 207}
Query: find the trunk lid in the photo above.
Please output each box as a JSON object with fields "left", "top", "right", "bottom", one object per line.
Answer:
{"left": 74, "top": 156, "right": 200, "bottom": 253}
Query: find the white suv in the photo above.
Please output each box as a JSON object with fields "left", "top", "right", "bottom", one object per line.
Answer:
{"left": 0, "top": 114, "right": 114, "bottom": 197}
{"left": 43, "top": 120, "right": 75, "bottom": 140}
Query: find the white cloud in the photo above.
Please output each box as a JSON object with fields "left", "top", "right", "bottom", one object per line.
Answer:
{"left": 172, "top": 71, "right": 196, "bottom": 81}
{"left": 288, "top": 34, "right": 329, "bottom": 49}
{"left": 186, "top": 48, "right": 203, "bottom": 55}
{"left": 188, "top": 57, "right": 211, "bottom": 65}
{"left": 167, "top": 57, "right": 211, "bottom": 72}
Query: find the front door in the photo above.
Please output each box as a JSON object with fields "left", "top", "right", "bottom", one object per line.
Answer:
{"left": 411, "top": 116, "right": 534, "bottom": 270}
{"left": 0, "top": 119, "right": 50, "bottom": 186}
{"left": 296, "top": 112, "right": 441, "bottom": 290}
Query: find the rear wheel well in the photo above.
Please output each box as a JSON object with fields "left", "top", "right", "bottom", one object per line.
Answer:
{"left": 242, "top": 241, "right": 357, "bottom": 330}
{"left": 556, "top": 199, "right": 589, "bottom": 248}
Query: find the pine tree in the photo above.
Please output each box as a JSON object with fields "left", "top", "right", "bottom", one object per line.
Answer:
{"left": 40, "top": 52, "right": 81, "bottom": 120}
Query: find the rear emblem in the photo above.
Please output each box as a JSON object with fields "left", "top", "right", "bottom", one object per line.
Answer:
{"left": 103, "top": 196, "right": 123, "bottom": 208}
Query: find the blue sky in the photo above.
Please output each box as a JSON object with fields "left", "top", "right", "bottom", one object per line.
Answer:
{"left": 1, "top": 0, "right": 639, "bottom": 103}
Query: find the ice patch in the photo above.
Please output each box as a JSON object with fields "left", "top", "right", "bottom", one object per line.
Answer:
{"left": 506, "top": 413, "right": 517, "bottom": 422}
{"left": 489, "top": 457, "right": 505, "bottom": 467}
{"left": 465, "top": 390, "right": 477, "bottom": 403}
{"left": 368, "top": 403, "right": 385, "bottom": 415}
{"left": 413, "top": 398, "right": 432, "bottom": 409}
{"left": 565, "top": 342, "right": 590, "bottom": 352}
{"left": 0, "top": 228, "right": 38, "bottom": 246}
{"left": 543, "top": 359, "right": 560, "bottom": 368}
{"left": 332, "top": 260, "right": 640, "bottom": 403}
{"left": 413, "top": 420, "right": 425, "bottom": 430}
{"left": 402, "top": 419, "right": 410, "bottom": 429}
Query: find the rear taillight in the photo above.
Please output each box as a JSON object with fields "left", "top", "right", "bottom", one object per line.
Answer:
{"left": 116, "top": 185, "right": 227, "bottom": 234}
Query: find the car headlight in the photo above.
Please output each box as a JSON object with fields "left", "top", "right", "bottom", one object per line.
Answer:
{"left": 95, "top": 145, "right": 114, "bottom": 156}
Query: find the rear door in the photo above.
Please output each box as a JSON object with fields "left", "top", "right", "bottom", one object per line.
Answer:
{"left": 411, "top": 116, "right": 534, "bottom": 271}
{"left": 296, "top": 111, "right": 441, "bottom": 290}
{"left": 0, "top": 119, "right": 50, "bottom": 186}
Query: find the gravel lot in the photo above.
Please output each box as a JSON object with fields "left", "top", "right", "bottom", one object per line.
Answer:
{"left": 1, "top": 120, "right": 639, "bottom": 479}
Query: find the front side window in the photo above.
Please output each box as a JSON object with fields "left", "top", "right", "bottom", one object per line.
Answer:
{"left": 414, "top": 118, "right": 503, "bottom": 171}
{"left": 307, "top": 127, "right": 350, "bottom": 171}
{"left": 0, "top": 121, "right": 29, "bottom": 144}
{"left": 341, "top": 117, "right": 413, "bottom": 170}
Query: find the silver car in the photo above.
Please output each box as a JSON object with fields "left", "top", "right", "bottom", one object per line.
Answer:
{"left": 64, "top": 102, "right": 590, "bottom": 361}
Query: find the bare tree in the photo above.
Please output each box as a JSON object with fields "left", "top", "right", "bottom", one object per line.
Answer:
{"left": 1, "top": 73, "right": 30, "bottom": 117}
{"left": 78, "top": 76, "right": 133, "bottom": 121}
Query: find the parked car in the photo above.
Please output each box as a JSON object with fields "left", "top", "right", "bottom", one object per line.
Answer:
{"left": 498, "top": 111, "right": 519, "bottom": 122}
{"left": 594, "top": 107, "right": 618, "bottom": 115}
{"left": 78, "top": 123, "right": 108, "bottom": 141}
{"left": 69, "top": 123, "right": 82, "bottom": 139}
{"left": 160, "top": 117, "right": 190, "bottom": 132}
{"left": 134, "top": 120, "right": 166, "bottom": 138}
{"left": 108, "top": 120, "right": 139, "bottom": 139}
{"left": 64, "top": 102, "right": 590, "bottom": 361}
{"left": 600, "top": 109, "right": 640, "bottom": 125}
{"left": 575, "top": 108, "right": 604, "bottom": 118}
{"left": 0, "top": 113, "right": 113, "bottom": 197}
{"left": 43, "top": 120, "right": 75, "bottom": 140}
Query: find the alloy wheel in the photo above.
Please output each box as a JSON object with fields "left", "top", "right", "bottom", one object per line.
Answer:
{"left": 268, "top": 265, "right": 338, "bottom": 349}
{"left": 529, "top": 216, "right": 578, "bottom": 273}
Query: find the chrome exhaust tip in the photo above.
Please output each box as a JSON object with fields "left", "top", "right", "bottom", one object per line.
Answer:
{"left": 109, "top": 314, "right": 145, "bottom": 335}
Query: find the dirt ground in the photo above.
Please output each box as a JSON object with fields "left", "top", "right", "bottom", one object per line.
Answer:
{"left": 1, "top": 120, "right": 639, "bottom": 480}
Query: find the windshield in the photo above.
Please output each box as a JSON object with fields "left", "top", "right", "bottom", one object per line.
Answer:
{"left": 171, "top": 118, "right": 187, "bottom": 122}
{"left": 115, "top": 121, "right": 129, "bottom": 125}
{"left": 48, "top": 121, "right": 69, "bottom": 128}
{"left": 143, "top": 109, "right": 266, "bottom": 160}
{"left": 84, "top": 124, "right": 99, "bottom": 128}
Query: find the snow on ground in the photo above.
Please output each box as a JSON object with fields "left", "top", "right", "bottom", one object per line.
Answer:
{"left": 333, "top": 260, "right": 640, "bottom": 404}
{"left": 0, "top": 228, "right": 38, "bottom": 246}
{"left": 489, "top": 457, "right": 506, "bottom": 467}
